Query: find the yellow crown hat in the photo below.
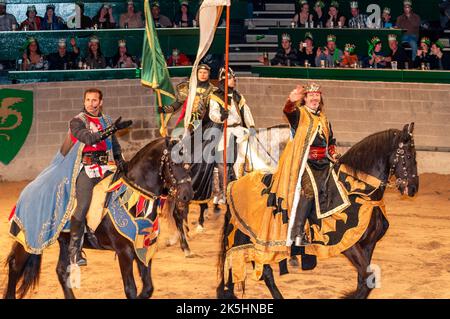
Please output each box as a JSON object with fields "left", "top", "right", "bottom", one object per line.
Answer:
{"left": 304, "top": 82, "right": 321, "bottom": 94}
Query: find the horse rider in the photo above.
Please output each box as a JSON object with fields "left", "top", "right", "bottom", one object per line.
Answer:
{"left": 283, "top": 83, "right": 340, "bottom": 246}
{"left": 65, "top": 88, "right": 132, "bottom": 266}
{"left": 208, "top": 67, "right": 257, "bottom": 199}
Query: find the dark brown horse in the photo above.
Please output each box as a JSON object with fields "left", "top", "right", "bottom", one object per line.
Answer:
{"left": 217, "top": 123, "right": 419, "bottom": 299}
{"left": 4, "top": 137, "right": 193, "bottom": 299}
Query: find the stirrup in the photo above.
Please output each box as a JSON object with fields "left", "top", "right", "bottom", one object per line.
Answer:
{"left": 73, "top": 250, "right": 87, "bottom": 267}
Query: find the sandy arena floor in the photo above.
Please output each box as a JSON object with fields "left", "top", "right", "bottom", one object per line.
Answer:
{"left": 0, "top": 173, "right": 449, "bottom": 299}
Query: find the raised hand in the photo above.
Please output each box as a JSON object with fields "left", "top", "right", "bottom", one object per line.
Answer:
{"left": 288, "top": 85, "right": 305, "bottom": 103}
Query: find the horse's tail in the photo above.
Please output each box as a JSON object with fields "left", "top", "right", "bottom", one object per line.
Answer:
{"left": 3, "top": 242, "right": 42, "bottom": 299}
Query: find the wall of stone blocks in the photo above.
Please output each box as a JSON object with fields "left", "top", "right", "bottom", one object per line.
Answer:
{"left": 0, "top": 77, "right": 449, "bottom": 181}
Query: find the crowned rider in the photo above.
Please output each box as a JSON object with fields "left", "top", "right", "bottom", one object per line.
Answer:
{"left": 283, "top": 83, "right": 340, "bottom": 246}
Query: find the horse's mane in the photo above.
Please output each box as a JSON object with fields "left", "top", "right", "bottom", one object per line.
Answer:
{"left": 339, "top": 129, "right": 399, "bottom": 174}
{"left": 128, "top": 137, "right": 169, "bottom": 169}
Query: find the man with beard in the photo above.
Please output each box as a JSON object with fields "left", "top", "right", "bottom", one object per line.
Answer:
{"left": 385, "top": 34, "right": 410, "bottom": 69}
{"left": 283, "top": 83, "right": 340, "bottom": 246}
{"left": 208, "top": 67, "right": 256, "bottom": 197}
{"left": 0, "top": 0, "right": 18, "bottom": 31}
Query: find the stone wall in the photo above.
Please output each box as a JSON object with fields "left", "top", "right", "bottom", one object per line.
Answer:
{"left": 1, "top": 78, "right": 449, "bottom": 181}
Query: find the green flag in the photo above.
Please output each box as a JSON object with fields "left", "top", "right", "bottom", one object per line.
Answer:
{"left": 141, "top": 0, "right": 175, "bottom": 136}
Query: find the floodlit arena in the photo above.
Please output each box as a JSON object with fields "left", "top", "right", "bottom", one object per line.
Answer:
{"left": 0, "top": 0, "right": 449, "bottom": 304}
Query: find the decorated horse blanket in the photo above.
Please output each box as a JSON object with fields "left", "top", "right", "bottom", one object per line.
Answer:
{"left": 224, "top": 164, "right": 388, "bottom": 284}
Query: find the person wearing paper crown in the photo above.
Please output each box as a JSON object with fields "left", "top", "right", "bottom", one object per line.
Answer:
{"left": 47, "top": 37, "right": 80, "bottom": 70}
{"left": 340, "top": 43, "right": 358, "bottom": 67}
{"left": 366, "top": 36, "right": 387, "bottom": 68}
{"left": 292, "top": 0, "right": 313, "bottom": 28}
{"left": 326, "top": 1, "right": 346, "bottom": 28}
{"left": 19, "top": 5, "right": 41, "bottom": 31}
{"left": 283, "top": 83, "right": 340, "bottom": 246}
{"left": 119, "top": 0, "right": 144, "bottom": 28}
{"left": 271, "top": 33, "right": 299, "bottom": 66}
{"left": 381, "top": 7, "right": 395, "bottom": 28}
{"left": 413, "top": 37, "right": 433, "bottom": 69}
{"left": 312, "top": 1, "right": 327, "bottom": 28}
{"left": 348, "top": 1, "right": 368, "bottom": 29}
{"left": 384, "top": 33, "right": 410, "bottom": 69}
{"left": 396, "top": 0, "right": 421, "bottom": 61}
{"left": 430, "top": 40, "right": 450, "bottom": 70}
{"left": 315, "top": 34, "right": 343, "bottom": 67}
{"left": 298, "top": 32, "right": 317, "bottom": 67}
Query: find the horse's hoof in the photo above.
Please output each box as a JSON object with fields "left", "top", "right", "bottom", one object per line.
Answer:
{"left": 184, "top": 250, "right": 199, "bottom": 258}
{"left": 289, "top": 257, "right": 300, "bottom": 267}
{"left": 196, "top": 225, "right": 205, "bottom": 233}
{"left": 165, "top": 238, "right": 178, "bottom": 247}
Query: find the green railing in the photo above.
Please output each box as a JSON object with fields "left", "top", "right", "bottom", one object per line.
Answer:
{"left": 251, "top": 66, "right": 450, "bottom": 84}
{"left": 8, "top": 66, "right": 192, "bottom": 83}
{"left": 0, "top": 28, "right": 225, "bottom": 61}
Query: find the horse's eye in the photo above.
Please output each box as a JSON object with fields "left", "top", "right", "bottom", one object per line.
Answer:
{"left": 183, "top": 163, "right": 190, "bottom": 170}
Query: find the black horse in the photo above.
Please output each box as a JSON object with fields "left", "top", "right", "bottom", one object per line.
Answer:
{"left": 4, "top": 137, "right": 193, "bottom": 299}
{"left": 217, "top": 123, "right": 419, "bottom": 299}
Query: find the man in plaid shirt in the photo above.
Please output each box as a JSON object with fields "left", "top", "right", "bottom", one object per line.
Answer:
{"left": 348, "top": 1, "right": 368, "bottom": 28}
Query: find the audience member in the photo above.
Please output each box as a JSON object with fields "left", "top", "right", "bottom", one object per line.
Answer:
{"left": 312, "top": 1, "right": 327, "bottom": 28}
{"left": 381, "top": 7, "right": 395, "bottom": 28}
{"left": 167, "top": 48, "right": 192, "bottom": 66}
{"left": 366, "top": 36, "right": 387, "bottom": 68}
{"left": 414, "top": 37, "right": 433, "bottom": 69}
{"left": 340, "top": 44, "right": 358, "bottom": 67}
{"left": 292, "top": 0, "right": 312, "bottom": 28}
{"left": 41, "top": 4, "right": 66, "bottom": 30}
{"left": 297, "top": 32, "right": 316, "bottom": 66}
{"left": 47, "top": 38, "right": 80, "bottom": 70}
{"left": 85, "top": 36, "right": 107, "bottom": 69}
{"left": 396, "top": 0, "right": 421, "bottom": 60}
{"left": 174, "top": 1, "right": 194, "bottom": 27}
{"left": 151, "top": 1, "right": 172, "bottom": 28}
{"left": 271, "top": 33, "right": 299, "bottom": 66}
{"left": 439, "top": 0, "right": 450, "bottom": 30}
{"left": 0, "top": 0, "right": 18, "bottom": 31}
{"left": 385, "top": 34, "right": 410, "bottom": 69}
{"left": 326, "top": 1, "right": 346, "bottom": 28}
{"left": 119, "top": 0, "right": 143, "bottom": 28}
{"left": 348, "top": 1, "right": 368, "bottom": 28}
{"left": 315, "top": 34, "right": 343, "bottom": 67}
{"left": 111, "top": 39, "right": 138, "bottom": 68}
{"left": 21, "top": 37, "right": 48, "bottom": 71}
{"left": 20, "top": 5, "right": 41, "bottom": 31}
{"left": 93, "top": 3, "right": 116, "bottom": 29}
{"left": 430, "top": 40, "right": 450, "bottom": 70}
{"left": 77, "top": 1, "right": 93, "bottom": 29}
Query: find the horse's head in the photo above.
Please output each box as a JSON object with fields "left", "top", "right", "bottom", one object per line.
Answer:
{"left": 390, "top": 123, "right": 419, "bottom": 197}
{"left": 160, "top": 139, "right": 194, "bottom": 207}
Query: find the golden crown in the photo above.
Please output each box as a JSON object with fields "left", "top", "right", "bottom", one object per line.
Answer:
{"left": 304, "top": 83, "right": 321, "bottom": 94}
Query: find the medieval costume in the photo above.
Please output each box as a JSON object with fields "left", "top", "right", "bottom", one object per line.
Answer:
{"left": 209, "top": 67, "right": 256, "bottom": 200}
{"left": 160, "top": 64, "right": 217, "bottom": 203}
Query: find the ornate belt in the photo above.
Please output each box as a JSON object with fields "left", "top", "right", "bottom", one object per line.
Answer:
{"left": 82, "top": 151, "right": 108, "bottom": 166}
{"left": 308, "top": 146, "right": 327, "bottom": 160}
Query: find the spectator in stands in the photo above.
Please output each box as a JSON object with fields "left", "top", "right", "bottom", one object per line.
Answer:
{"left": 76, "top": 1, "right": 93, "bottom": 29}
{"left": 439, "top": 0, "right": 450, "bottom": 30}
{"left": 385, "top": 34, "right": 410, "bottom": 69}
{"left": 85, "top": 36, "right": 107, "bottom": 69}
{"left": 151, "top": 1, "right": 172, "bottom": 28}
{"left": 119, "top": 0, "right": 143, "bottom": 28}
{"left": 297, "top": 32, "right": 316, "bottom": 67}
{"left": 312, "top": 1, "right": 327, "bottom": 28}
{"left": 21, "top": 37, "right": 48, "bottom": 71}
{"left": 414, "top": 37, "right": 433, "bottom": 69}
{"left": 271, "top": 33, "right": 299, "bottom": 66}
{"left": 292, "top": 0, "right": 312, "bottom": 28}
{"left": 396, "top": 0, "right": 421, "bottom": 61}
{"left": 111, "top": 39, "right": 138, "bottom": 68}
{"left": 315, "top": 34, "right": 343, "bottom": 67}
{"left": 365, "top": 36, "right": 388, "bottom": 68}
{"left": 20, "top": 5, "right": 41, "bottom": 31}
{"left": 430, "top": 40, "right": 450, "bottom": 70}
{"left": 0, "top": 0, "right": 18, "bottom": 31}
{"left": 326, "top": 1, "right": 346, "bottom": 28}
{"left": 41, "top": 4, "right": 66, "bottom": 30}
{"left": 167, "top": 48, "right": 192, "bottom": 66}
{"left": 47, "top": 38, "right": 80, "bottom": 70}
{"left": 340, "top": 44, "right": 358, "bottom": 67}
{"left": 174, "top": 1, "right": 194, "bottom": 27}
{"left": 93, "top": 3, "right": 116, "bottom": 29}
{"left": 348, "top": 1, "right": 368, "bottom": 29}
{"left": 381, "top": 7, "right": 395, "bottom": 28}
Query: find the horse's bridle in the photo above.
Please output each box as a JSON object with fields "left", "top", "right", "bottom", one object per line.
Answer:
{"left": 385, "top": 132, "right": 416, "bottom": 189}
{"left": 159, "top": 148, "right": 191, "bottom": 197}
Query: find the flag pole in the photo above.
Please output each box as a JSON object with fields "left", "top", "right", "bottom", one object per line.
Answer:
{"left": 156, "top": 90, "right": 167, "bottom": 137}
{"left": 223, "top": 4, "right": 230, "bottom": 198}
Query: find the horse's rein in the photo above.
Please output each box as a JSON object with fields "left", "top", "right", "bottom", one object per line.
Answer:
{"left": 384, "top": 133, "right": 415, "bottom": 189}
{"left": 159, "top": 148, "right": 191, "bottom": 197}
